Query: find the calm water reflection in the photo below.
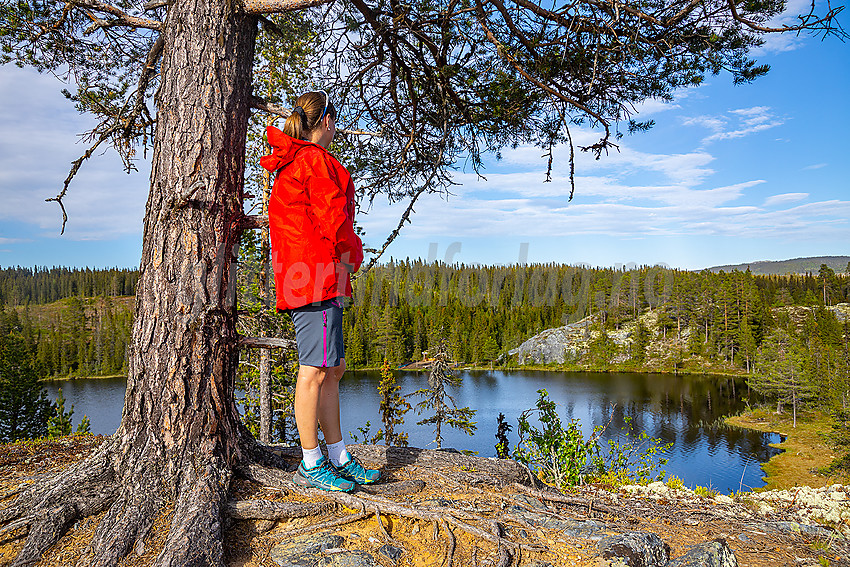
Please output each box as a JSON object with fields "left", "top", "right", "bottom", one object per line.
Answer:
{"left": 44, "top": 370, "right": 780, "bottom": 494}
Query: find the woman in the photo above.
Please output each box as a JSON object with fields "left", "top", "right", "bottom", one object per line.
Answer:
{"left": 260, "top": 90, "right": 379, "bottom": 492}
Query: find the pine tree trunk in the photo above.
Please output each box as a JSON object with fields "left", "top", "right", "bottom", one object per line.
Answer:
{"left": 6, "top": 4, "right": 261, "bottom": 566}
{"left": 109, "top": 0, "right": 258, "bottom": 561}
{"left": 792, "top": 388, "right": 797, "bottom": 428}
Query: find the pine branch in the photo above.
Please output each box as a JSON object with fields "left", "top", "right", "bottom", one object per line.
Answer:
{"left": 68, "top": 0, "right": 163, "bottom": 30}
{"left": 243, "top": 0, "right": 335, "bottom": 15}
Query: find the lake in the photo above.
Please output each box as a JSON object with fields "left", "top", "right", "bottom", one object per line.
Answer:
{"left": 43, "top": 369, "right": 780, "bottom": 494}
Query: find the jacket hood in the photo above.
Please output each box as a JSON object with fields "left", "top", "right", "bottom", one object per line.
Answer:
{"left": 260, "top": 126, "right": 319, "bottom": 172}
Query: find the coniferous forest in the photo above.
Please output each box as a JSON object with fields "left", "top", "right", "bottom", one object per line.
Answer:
{"left": 0, "top": 267, "right": 137, "bottom": 378}
{"left": 341, "top": 260, "right": 849, "bottom": 370}
{"left": 1, "top": 261, "right": 848, "bottom": 405}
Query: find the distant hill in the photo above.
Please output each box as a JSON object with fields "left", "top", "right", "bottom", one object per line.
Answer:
{"left": 707, "top": 256, "right": 850, "bottom": 275}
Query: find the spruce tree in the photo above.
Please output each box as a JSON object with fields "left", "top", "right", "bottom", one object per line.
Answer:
{"left": 0, "top": 335, "right": 53, "bottom": 442}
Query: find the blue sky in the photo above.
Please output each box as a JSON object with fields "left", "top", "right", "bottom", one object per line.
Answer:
{"left": 1, "top": 6, "right": 848, "bottom": 271}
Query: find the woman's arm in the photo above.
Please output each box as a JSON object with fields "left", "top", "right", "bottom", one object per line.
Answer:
{"left": 304, "top": 155, "right": 363, "bottom": 273}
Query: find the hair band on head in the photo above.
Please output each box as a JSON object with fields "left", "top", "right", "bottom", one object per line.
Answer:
{"left": 318, "top": 90, "right": 330, "bottom": 121}
{"left": 293, "top": 105, "right": 307, "bottom": 122}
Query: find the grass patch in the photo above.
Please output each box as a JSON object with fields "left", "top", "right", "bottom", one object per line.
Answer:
{"left": 725, "top": 409, "right": 850, "bottom": 491}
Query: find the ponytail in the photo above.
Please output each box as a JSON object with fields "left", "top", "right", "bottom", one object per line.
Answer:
{"left": 282, "top": 91, "right": 337, "bottom": 140}
{"left": 283, "top": 106, "right": 307, "bottom": 140}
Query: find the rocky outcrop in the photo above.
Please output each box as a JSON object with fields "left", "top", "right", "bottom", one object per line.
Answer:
{"left": 270, "top": 534, "right": 379, "bottom": 567}
{"left": 507, "top": 314, "right": 646, "bottom": 365}
{"left": 624, "top": 481, "right": 850, "bottom": 535}
{"left": 508, "top": 315, "right": 597, "bottom": 364}
{"left": 507, "top": 303, "right": 850, "bottom": 367}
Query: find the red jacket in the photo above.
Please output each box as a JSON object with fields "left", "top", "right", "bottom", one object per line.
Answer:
{"left": 260, "top": 126, "right": 363, "bottom": 311}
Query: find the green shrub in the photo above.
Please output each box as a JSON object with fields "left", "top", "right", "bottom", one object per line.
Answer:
{"left": 592, "top": 415, "right": 671, "bottom": 484}
{"left": 512, "top": 389, "right": 671, "bottom": 489}
{"left": 514, "top": 389, "right": 594, "bottom": 489}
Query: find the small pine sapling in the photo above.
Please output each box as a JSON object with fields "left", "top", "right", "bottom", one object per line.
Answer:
{"left": 412, "top": 339, "right": 476, "bottom": 449}
{"left": 47, "top": 389, "right": 74, "bottom": 438}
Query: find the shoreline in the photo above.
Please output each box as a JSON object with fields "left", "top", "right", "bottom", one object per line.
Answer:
{"left": 350, "top": 363, "right": 747, "bottom": 378}
{"left": 725, "top": 409, "right": 849, "bottom": 491}
{"left": 40, "top": 374, "right": 126, "bottom": 383}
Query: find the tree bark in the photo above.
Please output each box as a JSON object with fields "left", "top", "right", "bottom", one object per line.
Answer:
{"left": 12, "top": 3, "right": 262, "bottom": 566}
{"left": 107, "top": 0, "right": 258, "bottom": 562}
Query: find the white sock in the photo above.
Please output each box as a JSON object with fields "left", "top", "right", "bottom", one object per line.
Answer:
{"left": 327, "top": 440, "right": 350, "bottom": 467}
{"left": 302, "top": 445, "right": 324, "bottom": 469}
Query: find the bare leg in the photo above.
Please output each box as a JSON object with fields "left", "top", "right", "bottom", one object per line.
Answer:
{"left": 294, "top": 364, "right": 326, "bottom": 450}
{"left": 294, "top": 359, "right": 345, "bottom": 449}
{"left": 318, "top": 358, "right": 345, "bottom": 445}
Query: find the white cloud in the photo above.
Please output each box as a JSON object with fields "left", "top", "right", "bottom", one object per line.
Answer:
{"left": 682, "top": 115, "right": 726, "bottom": 133}
{"left": 357, "top": 124, "right": 845, "bottom": 248}
{"left": 682, "top": 106, "right": 784, "bottom": 144}
{"left": 629, "top": 98, "right": 680, "bottom": 117}
{"left": 802, "top": 163, "right": 827, "bottom": 170}
{"left": 764, "top": 192, "right": 808, "bottom": 206}
{"left": 360, "top": 187, "right": 849, "bottom": 243}
{"left": 495, "top": 131, "right": 717, "bottom": 188}
{"left": 0, "top": 66, "right": 149, "bottom": 241}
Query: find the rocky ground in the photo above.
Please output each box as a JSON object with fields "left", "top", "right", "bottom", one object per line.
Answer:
{"left": 1, "top": 436, "right": 848, "bottom": 567}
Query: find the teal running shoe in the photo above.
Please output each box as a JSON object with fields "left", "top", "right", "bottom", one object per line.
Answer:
{"left": 293, "top": 456, "right": 355, "bottom": 492}
{"left": 335, "top": 455, "right": 381, "bottom": 485}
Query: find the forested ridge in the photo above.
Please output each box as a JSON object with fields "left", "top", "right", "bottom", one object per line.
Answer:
{"left": 341, "top": 260, "right": 850, "bottom": 370}
{"left": 709, "top": 256, "right": 850, "bottom": 276}
{"left": 3, "top": 261, "right": 845, "bottom": 380}
{"left": 0, "top": 267, "right": 137, "bottom": 378}
{"left": 0, "top": 266, "right": 139, "bottom": 307}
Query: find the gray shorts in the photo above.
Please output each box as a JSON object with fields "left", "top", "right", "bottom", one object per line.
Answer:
{"left": 289, "top": 297, "right": 345, "bottom": 367}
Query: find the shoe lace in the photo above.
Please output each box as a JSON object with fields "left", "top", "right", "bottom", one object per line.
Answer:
{"left": 316, "top": 459, "right": 344, "bottom": 484}
{"left": 341, "top": 457, "right": 365, "bottom": 476}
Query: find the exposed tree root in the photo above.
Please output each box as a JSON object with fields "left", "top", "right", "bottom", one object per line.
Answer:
{"left": 237, "top": 458, "right": 547, "bottom": 558}
{"left": 226, "top": 499, "right": 333, "bottom": 520}
{"left": 441, "top": 519, "right": 456, "bottom": 567}
{"left": 4, "top": 442, "right": 117, "bottom": 567}
{"left": 275, "top": 509, "right": 374, "bottom": 539}
{"left": 373, "top": 507, "right": 392, "bottom": 542}
{"left": 1, "top": 440, "right": 598, "bottom": 566}
{"left": 0, "top": 488, "right": 24, "bottom": 503}
{"left": 360, "top": 478, "right": 426, "bottom": 496}
{"left": 154, "top": 460, "right": 232, "bottom": 567}
{"left": 0, "top": 518, "right": 30, "bottom": 540}
{"left": 511, "top": 481, "right": 637, "bottom": 520}
{"left": 83, "top": 472, "right": 165, "bottom": 567}
{"left": 491, "top": 520, "right": 513, "bottom": 567}
{"left": 2, "top": 434, "right": 236, "bottom": 567}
